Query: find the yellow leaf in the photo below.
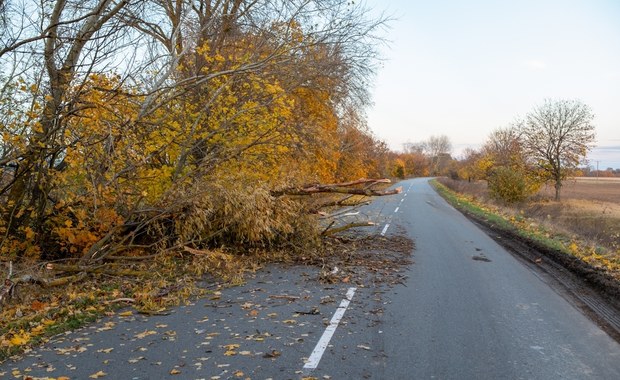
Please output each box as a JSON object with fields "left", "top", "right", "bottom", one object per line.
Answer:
{"left": 24, "top": 227, "right": 35, "bottom": 240}
{"left": 170, "top": 369, "right": 181, "bottom": 375}
{"left": 30, "top": 325, "right": 45, "bottom": 336}
{"left": 118, "top": 311, "right": 133, "bottom": 317}
{"left": 89, "top": 370, "right": 107, "bottom": 378}
{"left": 9, "top": 331, "right": 30, "bottom": 346}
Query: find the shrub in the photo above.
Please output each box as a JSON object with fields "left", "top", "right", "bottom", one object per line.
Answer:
{"left": 488, "top": 167, "right": 540, "bottom": 203}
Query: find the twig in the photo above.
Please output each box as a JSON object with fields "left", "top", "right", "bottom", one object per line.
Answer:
{"left": 268, "top": 295, "right": 300, "bottom": 301}
{"left": 104, "top": 297, "right": 136, "bottom": 304}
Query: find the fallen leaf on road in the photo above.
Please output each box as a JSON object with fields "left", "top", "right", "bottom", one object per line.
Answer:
{"left": 134, "top": 330, "right": 157, "bottom": 339}
{"left": 89, "top": 370, "right": 107, "bottom": 378}
{"left": 118, "top": 311, "right": 133, "bottom": 317}
{"left": 56, "top": 345, "right": 87, "bottom": 355}
{"left": 357, "top": 344, "right": 371, "bottom": 350}
{"left": 97, "top": 322, "right": 116, "bottom": 332}
{"left": 97, "top": 348, "right": 114, "bottom": 353}
{"left": 170, "top": 369, "right": 181, "bottom": 375}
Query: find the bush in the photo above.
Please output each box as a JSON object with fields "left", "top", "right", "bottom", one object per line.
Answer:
{"left": 488, "top": 167, "right": 540, "bottom": 203}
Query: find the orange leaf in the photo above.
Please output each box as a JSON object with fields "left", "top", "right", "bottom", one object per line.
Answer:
{"left": 31, "top": 300, "right": 47, "bottom": 311}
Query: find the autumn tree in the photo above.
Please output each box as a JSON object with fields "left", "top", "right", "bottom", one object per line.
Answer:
{"left": 401, "top": 142, "right": 430, "bottom": 176}
{"left": 0, "top": 0, "right": 391, "bottom": 261}
{"left": 456, "top": 148, "right": 485, "bottom": 182}
{"left": 481, "top": 127, "right": 542, "bottom": 203}
{"left": 0, "top": 0, "right": 138, "bottom": 257}
{"left": 519, "top": 99, "right": 596, "bottom": 201}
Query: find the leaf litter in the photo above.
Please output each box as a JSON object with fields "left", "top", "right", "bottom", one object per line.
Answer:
{"left": 0, "top": 232, "right": 413, "bottom": 378}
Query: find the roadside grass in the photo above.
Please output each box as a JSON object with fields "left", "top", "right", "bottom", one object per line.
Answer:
{"left": 431, "top": 179, "right": 620, "bottom": 278}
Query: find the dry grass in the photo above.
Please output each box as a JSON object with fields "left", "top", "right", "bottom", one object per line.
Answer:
{"left": 439, "top": 177, "right": 620, "bottom": 253}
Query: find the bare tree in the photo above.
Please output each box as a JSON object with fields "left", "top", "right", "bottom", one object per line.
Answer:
{"left": 519, "top": 99, "right": 596, "bottom": 201}
{"left": 426, "top": 135, "right": 452, "bottom": 175}
{"left": 483, "top": 126, "right": 523, "bottom": 169}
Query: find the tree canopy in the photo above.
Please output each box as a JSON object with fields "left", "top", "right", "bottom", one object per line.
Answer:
{"left": 0, "top": 0, "right": 393, "bottom": 262}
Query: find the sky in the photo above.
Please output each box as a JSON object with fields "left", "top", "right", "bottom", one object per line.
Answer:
{"left": 364, "top": 0, "right": 620, "bottom": 169}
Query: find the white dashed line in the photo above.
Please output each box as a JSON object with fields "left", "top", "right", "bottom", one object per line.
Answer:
{"left": 380, "top": 224, "right": 390, "bottom": 236}
{"left": 394, "top": 207, "right": 399, "bottom": 213}
{"left": 303, "top": 287, "right": 357, "bottom": 371}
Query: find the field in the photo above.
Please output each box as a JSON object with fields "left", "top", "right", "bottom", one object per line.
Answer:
{"left": 439, "top": 177, "right": 620, "bottom": 254}
{"left": 539, "top": 177, "right": 620, "bottom": 204}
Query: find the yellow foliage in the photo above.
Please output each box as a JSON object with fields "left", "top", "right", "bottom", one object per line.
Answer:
{"left": 9, "top": 330, "right": 30, "bottom": 346}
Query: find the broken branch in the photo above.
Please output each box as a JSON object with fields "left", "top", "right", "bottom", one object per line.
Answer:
{"left": 321, "top": 221, "right": 376, "bottom": 236}
{"left": 272, "top": 178, "right": 400, "bottom": 197}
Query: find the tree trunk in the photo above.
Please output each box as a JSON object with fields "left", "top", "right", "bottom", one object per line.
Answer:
{"left": 554, "top": 180, "right": 562, "bottom": 201}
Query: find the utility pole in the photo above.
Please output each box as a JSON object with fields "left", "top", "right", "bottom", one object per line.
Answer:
{"left": 595, "top": 160, "right": 600, "bottom": 181}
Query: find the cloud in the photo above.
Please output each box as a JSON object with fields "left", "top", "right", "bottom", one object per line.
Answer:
{"left": 522, "top": 59, "right": 548, "bottom": 71}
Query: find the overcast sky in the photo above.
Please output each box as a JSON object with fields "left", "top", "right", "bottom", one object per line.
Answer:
{"left": 364, "top": 0, "right": 620, "bottom": 169}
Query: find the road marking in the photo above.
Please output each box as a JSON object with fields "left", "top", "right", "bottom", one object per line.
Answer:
{"left": 400, "top": 198, "right": 404, "bottom": 202}
{"left": 303, "top": 287, "right": 357, "bottom": 371}
{"left": 394, "top": 207, "right": 399, "bottom": 213}
{"left": 380, "top": 224, "right": 390, "bottom": 236}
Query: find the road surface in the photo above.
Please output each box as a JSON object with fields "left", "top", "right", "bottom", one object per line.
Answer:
{"left": 2, "top": 178, "right": 619, "bottom": 379}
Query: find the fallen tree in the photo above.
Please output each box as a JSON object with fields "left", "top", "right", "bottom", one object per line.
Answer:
{"left": 272, "top": 178, "right": 401, "bottom": 197}
{"left": 0, "top": 178, "right": 401, "bottom": 309}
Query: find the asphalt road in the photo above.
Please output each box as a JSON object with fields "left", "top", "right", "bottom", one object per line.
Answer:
{"left": 2, "top": 177, "right": 620, "bottom": 379}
